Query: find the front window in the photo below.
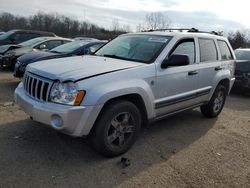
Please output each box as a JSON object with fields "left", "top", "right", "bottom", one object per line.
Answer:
{"left": 95, "top": 35, "right": 171, "bottom": 63}
{"left": 235, "top": 50, "right": 250, "bottom": 60}
{"left": 170, "top": 39, "right": 195, "bottom": 64}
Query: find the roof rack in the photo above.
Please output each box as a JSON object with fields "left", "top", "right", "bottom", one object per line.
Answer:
{"left": 142, "top": 28, "right": 223, "bottom": 36}
{"left": 144, "top": 28, "right": 198, "bottom": 32}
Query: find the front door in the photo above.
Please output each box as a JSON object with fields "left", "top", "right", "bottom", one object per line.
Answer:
{"left": 155, "top": 38, "right": 199, "bottom": 117}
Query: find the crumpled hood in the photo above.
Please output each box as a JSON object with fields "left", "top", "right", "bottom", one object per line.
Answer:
{"left": 13, "top": 47, "right": 35, "bottom": 56}
{"left": 27, "top": 55, "right": 142, "bottom": 81}
{"left": 0, "top": 44, "right": 21, "bottom": 54}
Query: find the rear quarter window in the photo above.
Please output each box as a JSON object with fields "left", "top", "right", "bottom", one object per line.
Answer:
{"left": 199, "top": 38, "right": 218, "bottom": 62}
{"left": 217, "top": 40, "right": 233, "bottom": 60}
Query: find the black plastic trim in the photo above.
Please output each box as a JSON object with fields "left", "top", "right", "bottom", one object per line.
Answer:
{"left": 155, "top": 88, "right": 211, "bottom": 109}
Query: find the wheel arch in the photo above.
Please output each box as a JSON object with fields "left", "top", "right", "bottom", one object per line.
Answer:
{"left": 217, "top": 78, "right": 230, "bottom": 94}
{"left": 95, "top": 93, "right": 149, "bottom": 127}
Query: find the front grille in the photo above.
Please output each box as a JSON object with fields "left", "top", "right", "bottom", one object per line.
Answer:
{"left": 23, "top": 72, "right": 53, "bottom": 102}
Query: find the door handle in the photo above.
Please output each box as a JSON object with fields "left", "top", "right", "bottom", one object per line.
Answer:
{"left": 214, "top": 66, "right": 222, "bottom": 71}
{"left": 188, "top": 70, "right": 198, "bottom": 76}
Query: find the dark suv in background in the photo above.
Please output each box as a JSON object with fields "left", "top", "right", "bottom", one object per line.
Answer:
{"left": 234, "top": 48, "right": 250, "bottom": 91}
{"left": 0, "top": 29, "right": 56, "bottom": 46}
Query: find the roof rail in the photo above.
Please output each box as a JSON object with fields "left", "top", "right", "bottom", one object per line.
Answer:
{"left": 142, "top": 28, "right": 223, "bottom": 36}
{"left": 190, "top": 30, "right": 222, "bottom": 36}
{"left": 143, "top": 28, "right": 198, "bottom": 32}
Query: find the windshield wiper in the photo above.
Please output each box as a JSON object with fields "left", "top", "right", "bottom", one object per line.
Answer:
{"left": 102, "top": 54, "right": 130, "bottom": 61}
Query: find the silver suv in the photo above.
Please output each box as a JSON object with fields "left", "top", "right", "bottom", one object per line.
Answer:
{"left": 15, "top": 29, "right": 236, "bottom": 157}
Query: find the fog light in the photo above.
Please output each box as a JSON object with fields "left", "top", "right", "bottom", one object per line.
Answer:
{"left": 51, "top": 114, "right": 63, "bottom": 128}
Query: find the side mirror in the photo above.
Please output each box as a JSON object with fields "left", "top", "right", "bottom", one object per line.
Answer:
{"left": 161, "top": 54, "right": 190, "bottom": 69}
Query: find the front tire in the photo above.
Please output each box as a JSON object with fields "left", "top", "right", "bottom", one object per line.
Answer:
{"left": 200, "top": 85, "right": 227, "bottom": 118}
{"left": 89, "top": 100, "right": 141, "bottom": 157}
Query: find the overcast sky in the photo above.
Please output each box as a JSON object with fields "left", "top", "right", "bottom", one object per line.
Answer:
{"left": 0, "top": 0, "right": 249, "bottom": 32}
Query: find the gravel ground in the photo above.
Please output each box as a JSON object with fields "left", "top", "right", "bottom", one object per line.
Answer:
{"left": 0, "top": 71, "right": 249, "bottom": 188}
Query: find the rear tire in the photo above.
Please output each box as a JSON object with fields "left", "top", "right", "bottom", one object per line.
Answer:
{"left": 89, "top": 100, "right": 141, "bottom": 157}
{"left": 200, "top": 85, "right": 227, "bottom": 118}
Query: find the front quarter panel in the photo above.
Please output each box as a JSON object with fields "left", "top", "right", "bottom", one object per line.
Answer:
{"left": 77, "top": 64, "right": 157, "bottom": 120}
{"left": 79, "top": 79, "right": 156, "bottom": 119}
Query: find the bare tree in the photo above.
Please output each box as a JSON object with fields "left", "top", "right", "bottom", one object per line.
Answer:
{"left": 122, "top": 24, "right": 131, "bottom": 32}
{"left": 111, "top": 18, "right": 120, "bottom": 33}
{"left": 145, "top": 12, "right": 171, "bottom": 30}
{"left": 136, "top": 23, "right": 145, "bottom": 32}
{"left": 228, "top": 31, "right": 248, "bottom": 49}
{"left": 0, "top": 12, "right": 126, "bottom": 39}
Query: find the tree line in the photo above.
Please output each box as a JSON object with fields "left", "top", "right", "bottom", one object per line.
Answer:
{"left": 0, "top": 12, "right": 126, "bottom": 39}
{"left": 228, "top": 31, "right": 250, "bottom": 49}
{"left": 0, "top": 11, "right": 249, "bottom": 48}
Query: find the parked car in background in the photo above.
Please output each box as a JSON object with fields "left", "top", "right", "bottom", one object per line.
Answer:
{"left": 73, "top": 37, "right": 99, "bottom": 41}
{"left": 234, "top": 48, "right": 250, "bottom": 90}
{"left": 0, "top": 37, "right": 72, "bottom": 69}
{"left": 14, "top": 40, "right": 106, "bottom": 77}
{"left": 0, "top": 29, "right": 56, "bottom": 46}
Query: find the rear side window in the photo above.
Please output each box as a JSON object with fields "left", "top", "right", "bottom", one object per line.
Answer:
{"left": 37, "top": 40, "right": 63, "bottom": 50}
{"left": 62, "top": 40, "right": 70, "bottom": 44}
{"left": 28, "top": 33, "right": 41, "bottom": 39}
{"left": 12, "top": 33, "right": 29, "bottom": 43}
{"left": 199, "top": 38, "right": 218, "bottom": 62}
{"left": 217, "top": 40, "right": 233, "bottom": 60}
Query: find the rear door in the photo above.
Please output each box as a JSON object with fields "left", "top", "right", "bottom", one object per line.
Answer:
{"left": 155, "top": 38, "right": 199, "bottom": 116}
{"left": 197, "top": 38, "right": 221, "bottom": 102}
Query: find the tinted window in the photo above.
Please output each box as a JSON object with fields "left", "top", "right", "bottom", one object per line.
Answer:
{"left": 235, "top": 50, "right": 250, "bottom": 60}
{"left": 89, "top": 43, "right": 104, "bottom": 53}
{"left": 28, "top": 33, "right": 41, "bottom": 39}
{"left": 95, "top": 35, "right": 171, "bottom": 63}
{"left": 12, "top": 33, "right": 29, "bottom": 43}
{"left": 83, "top": 43, "right": 104, "bottom": 55}
{"left": 62, "top": 40, "right": 70, "bottom": 44}
{"left": 40, "top": 40, "right": 63, "bottom": 50}
{"left": 170, "top": 40, "right": 195, "bottom": 64}
{"left": 217, "top": 40, "right": 233, "bottom": 60}
{"left": 199, "top": 38, "right": 218, "bottom": 62}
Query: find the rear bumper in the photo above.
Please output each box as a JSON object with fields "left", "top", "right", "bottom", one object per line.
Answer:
{"left": 234, "top": 74, "right": 250, "bottom": 89}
